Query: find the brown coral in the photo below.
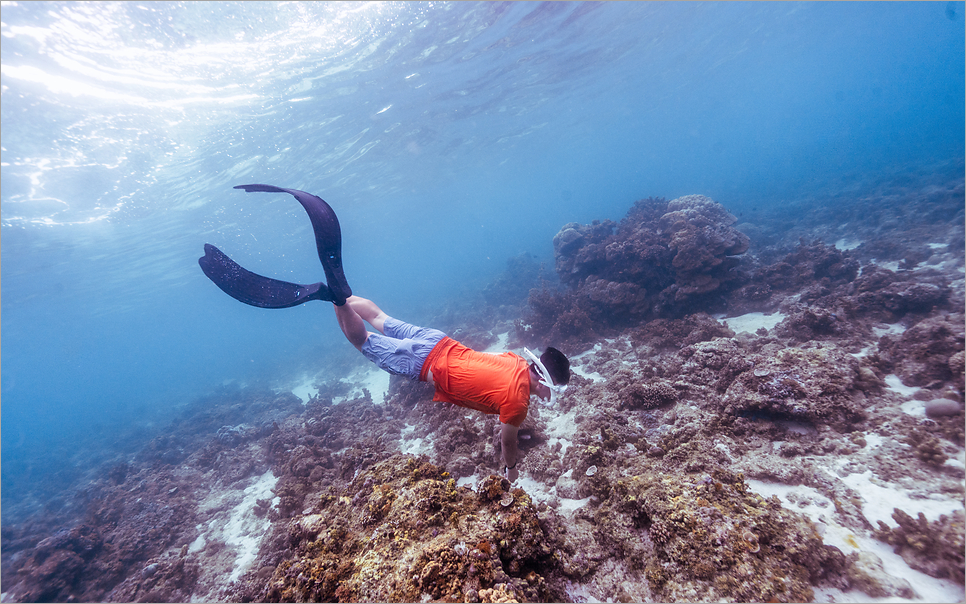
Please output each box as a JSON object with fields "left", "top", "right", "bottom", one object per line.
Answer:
{"left": 875, "top": 509, "right": 965, "bottom": 584}
{"left": 878, "top": 313, "right": 965, "bottom": 388}
{"left": 522, "top": 195, "right": 749, "bottom": 350}
{"left": 721, "top": 345, "right": 868, "bottom": 430}
{"left": 254, "top": 456, "right": 557, "bottom": 603}
{"left": 619, "top": 381, "right": 678, "bottom": 410}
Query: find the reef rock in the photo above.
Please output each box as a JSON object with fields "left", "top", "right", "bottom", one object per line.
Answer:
{"left": 878, "top": 313, "right": 965, "bottom": 388}
{"left": 721, "top": 346, "right": 869, "bottom": 431}
{"left": 596, "top": 467, "right": 846, "bottom": 603}
{"left": 522, "top": 195, "right": 749, "bottom": 352}
{"left": 247, "top": 455, "right": 561, "bottom": 603}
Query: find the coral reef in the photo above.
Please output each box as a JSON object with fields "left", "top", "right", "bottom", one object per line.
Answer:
{"left": 875, "top": 509, "right": 965, "bottom": 584}
{"left": 248, "top": 457, "right": 560, "bottom": 603}
{"left": 720, "top": 345, "right": 870, "bottom": 431}
{"left": 520, "top": 195, "right": 749, "bottom": 352}
{"left": 878, "top": 313, "right": 965, "bottom": 388}
{"left": 3, "top": 168, "right": 964, "bottom": 603}
{"left": 610, "top": 468, "right": 846, "bottom": 602}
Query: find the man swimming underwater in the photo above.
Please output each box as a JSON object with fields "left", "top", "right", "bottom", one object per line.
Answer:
{"left": 199, "top": 185, "right": 570, "bottom": 483}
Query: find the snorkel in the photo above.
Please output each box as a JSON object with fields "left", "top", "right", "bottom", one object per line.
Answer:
{"left": 523, "top": 347, "right": 567, "bottom": 406}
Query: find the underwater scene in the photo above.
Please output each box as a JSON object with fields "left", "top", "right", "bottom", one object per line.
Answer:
{"left": 1, "top": 2, "right": 964, "bottom": 602}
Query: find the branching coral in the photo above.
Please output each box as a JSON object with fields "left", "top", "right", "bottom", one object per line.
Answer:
{"left": 875, "top": 509, "right": 965, "bottom": 584}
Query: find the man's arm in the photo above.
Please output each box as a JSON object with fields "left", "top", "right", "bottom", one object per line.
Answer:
{"left": 501, "top": 422, "right": 520, "bottom": 482}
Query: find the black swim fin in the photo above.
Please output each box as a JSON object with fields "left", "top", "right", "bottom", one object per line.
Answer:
{"left": 199, "top": 243, "right": 334, "bottom": 308}
{"left": 233, "top": 184, "right": 352, "bottom": 305}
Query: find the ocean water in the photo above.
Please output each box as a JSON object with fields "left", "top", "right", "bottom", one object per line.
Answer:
{"left": 1, "top": 0, "right": 963, "bottom": 569}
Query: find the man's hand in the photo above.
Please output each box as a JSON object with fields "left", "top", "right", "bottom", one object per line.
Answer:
{"left": 504, "top": 465, "right": 519, "bottom": 483}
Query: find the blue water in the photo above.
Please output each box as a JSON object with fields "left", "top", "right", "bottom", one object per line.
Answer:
{"left": 1, "top": 2, "right": 963, "bottom": 520}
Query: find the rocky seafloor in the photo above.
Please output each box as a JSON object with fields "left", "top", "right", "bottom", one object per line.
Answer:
{"left": 2, "top": 162, "right": 965, "bottom": 603}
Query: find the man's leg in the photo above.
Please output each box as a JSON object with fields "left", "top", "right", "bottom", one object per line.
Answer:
{"left": 345, "top": 296, "right": 388, "bottom": 334}
{"left": 333, "top": 295, "right": 389, "bottom": 351}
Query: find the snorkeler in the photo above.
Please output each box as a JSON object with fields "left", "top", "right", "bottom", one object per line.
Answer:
{"left": 198, "top": 185, "right": 571, "bottom": 483}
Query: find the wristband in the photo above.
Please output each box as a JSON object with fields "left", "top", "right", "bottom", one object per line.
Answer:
{"left": 504, "top": 463, "right": 517, "bottom": 471}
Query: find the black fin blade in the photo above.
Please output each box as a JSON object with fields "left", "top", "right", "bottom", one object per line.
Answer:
{"left": 233, "top": 184, "right": 351, "bottom": 304}
{"left": 198, "top": 243, "right": 330, "bottom": 308}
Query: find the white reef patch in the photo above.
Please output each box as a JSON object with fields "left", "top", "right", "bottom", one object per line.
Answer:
{"left": 334, "top": 365, "right": 391, "bottom": 405}
{"left": 718, "top": 311, "right": 785, "bottom": 334}
{"left": 191, "top": 470, "right": 279, "bottom": 596}
{"left": 483, "top": 331, "right": 510, "bottom": 353}
{"left": 747, "top": 478, "right": 964, "bottom": 604}
{"left": 834, "top": 238, "right": 863, "bottom": 251}
{"left": 290, "top": 374, "right": 318, "bottom": 404}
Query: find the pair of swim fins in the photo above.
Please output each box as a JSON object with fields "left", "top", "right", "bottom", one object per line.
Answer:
{"left": 198, "top": 184, "right": 352, "bottom": 308}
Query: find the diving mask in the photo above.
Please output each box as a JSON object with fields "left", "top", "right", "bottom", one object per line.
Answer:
{"left": 523, "top": 347, "right": 567, "bottom": 407}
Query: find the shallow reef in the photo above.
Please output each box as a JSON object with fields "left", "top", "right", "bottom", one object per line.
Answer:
{"left": 519, "top": 194, "right": 750, "bottom": 353}
{"left": 2, "top": 165, "right": 965, "bottom": 603}
{"left": 248, "top": 456, "right": 559, "bottom": 603}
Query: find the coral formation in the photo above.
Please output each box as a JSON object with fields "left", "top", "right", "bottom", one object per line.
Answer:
{"left": 520, "top": 195, "right": 750, "bottom": 352}
{"left": 250, "top": 457, "right": 560, "bottom": 603}
{"left": 875, "top": 509, "right": 965, "bottom": 584}
{"left": 721, "top": 346, "right": 870, "bottom": 431}
{"left": 3, "top": 168, "right": 964, "bottom": 604}
{"left": 878, "top": 313, "right": 965, "bottom": 388}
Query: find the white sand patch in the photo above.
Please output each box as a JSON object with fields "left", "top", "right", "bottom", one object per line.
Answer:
{"left": 400, "top": 423, "right": 434, "bottom": 456}
{"left": 873, "top": 322, "right": 906, "bottom": 338}
{"left": 546, "top": 436, "right": 575, "bottom": 458}
{"left": 837, "top": 469, "right": 963, "bottom": 528}
{"left": 224, "top": 471, "right": 277, "bottom": 582}
{"left": 871, "top": 258, "right": 902, "bottom": 272}
{"left": 571, "top": 343, "right": 602, "bottom": 360}
{"left": 545, "top": 409, "right": 578, "bottom": 456}
{"left": 900, "top": 399, "right": 927, "bottom": 417}
{"left": 483, "top": 331, "right": 509, "bottom": 353}
{"left": 187, "top": 527, "right": 206, "bottom": 553}
{"left": 719, "top": 311, "right": 785, "bottom": 334}
{"left": 570, "top": 343, "right": 605, "bottom": 382}
{"left": 746, "top": 480, "right": 839, "bottom": 539}
{"left": 928, "top": 243, "right": 949, "bottom": 250}
{"left": 558, "top": 496, "right": 592, "bottom": 514}
{"left": 565, "top": 580, "right": 603, "bottom": 604}
{"left": 885, "top": 374, "right": 920, "bottom": 398}
{"left": 571, "top": 364, "right": 604, "bottom": 382}
{"left": 813, "top": 531, "right": 964, "bottom": 603}
{"left": 835, "top": 238, "right": 863, "bottom": 251}
{"left": 863, "top": 432, "right": 887, "bottom": 450}
{"left": 946, "top": 449, "right": 966, "bottom": 470}
{"left": 192, "top": 470, "right": 278, "bottom": 591}
{"left": 334, "top": 365, "right": 390, "bottom": 405}
{"left": 747, "top": 478, "right": 964, "bottom": 603}
{"left": 516, "top": 474, "right": 556, "bottom": 506}
{"left": 290, "top": 374, "right": 318, "bottom": 404}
